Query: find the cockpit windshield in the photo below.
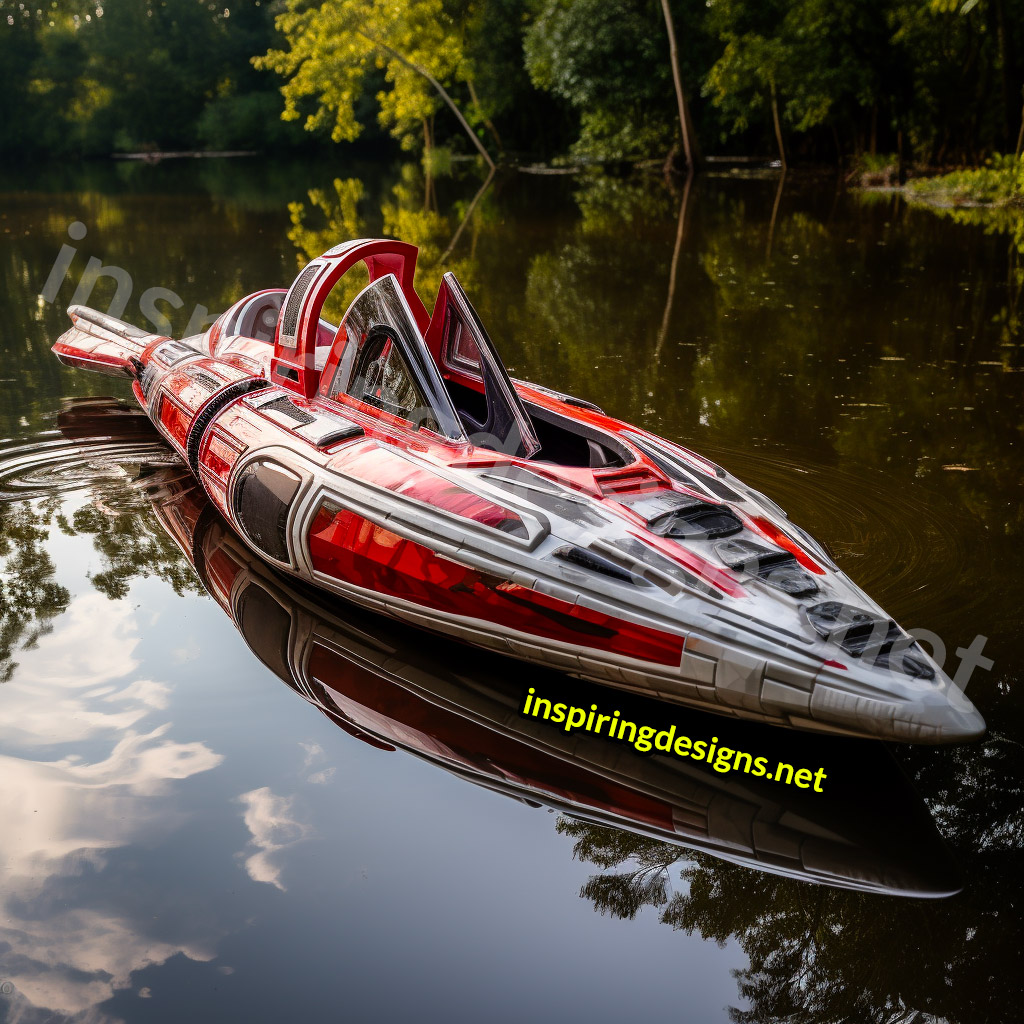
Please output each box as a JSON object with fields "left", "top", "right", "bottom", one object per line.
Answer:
{"left": 435, "top": 273, "right": 541, "bottom": 459}
{"left": 324, "top": 274, "right": 466, "bottom": 442}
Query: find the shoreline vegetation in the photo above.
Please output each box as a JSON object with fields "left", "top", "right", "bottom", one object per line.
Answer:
{"left": 5, "top": 0, "right": 1024, "bottom": 178}
{"left": 853, "top": 153, "right": 1024, "bottom": 208}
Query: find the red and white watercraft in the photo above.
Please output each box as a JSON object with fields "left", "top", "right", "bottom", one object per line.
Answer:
{"left": 53, "top": 237, "right": 985, "bottom": 743}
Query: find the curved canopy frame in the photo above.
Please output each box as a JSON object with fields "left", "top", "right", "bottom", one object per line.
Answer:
{"left": 271, "top": 238, "right": 429, "bottom": 398}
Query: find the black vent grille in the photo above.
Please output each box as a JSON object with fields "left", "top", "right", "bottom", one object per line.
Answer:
{"left": 190, "top": 371, "right": 221, "bottom": 393}
{"left": 715, "top": 538, "right": 818, "bottom": 597}
{"left": 806, "top": 602, "right": 935, "bottom": 680}
{"left": 622, "top": 491, "right": 743, "bottom": 540}
{"left": 261, "top": 396, "right": 316, "bottom": 426}
{"left": 185, "top": 378, "right": 270, "bottom": 479}
{"left": 279, "top": 261, "right": 321, "bottom": 344}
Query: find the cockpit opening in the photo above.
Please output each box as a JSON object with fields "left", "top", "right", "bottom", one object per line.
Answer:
{"left": 319, "top": 269, "right": 632, "bottom": 470}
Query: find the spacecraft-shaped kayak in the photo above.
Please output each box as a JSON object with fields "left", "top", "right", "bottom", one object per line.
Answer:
{"left": 52, "top": 238, "right": 985, "bottom": 743}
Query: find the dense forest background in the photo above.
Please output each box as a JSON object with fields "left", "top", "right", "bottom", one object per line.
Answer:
{"left": 2, "top": 0, "right": 1024, "bottom": 168}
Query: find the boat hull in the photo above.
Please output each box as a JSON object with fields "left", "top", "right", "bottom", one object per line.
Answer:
{"left": 50, "top": 240, "right": 988, "bottom": 745}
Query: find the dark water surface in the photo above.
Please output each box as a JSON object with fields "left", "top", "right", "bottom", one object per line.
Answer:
{"left": 0, "top": 159, "right": 1021, "bottom": 1023}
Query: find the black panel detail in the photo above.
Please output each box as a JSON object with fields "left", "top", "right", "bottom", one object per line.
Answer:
{"left": 806, "top": 602, "right": 935, "bottom": 679}
{"left": 261, "top": 396, "right": 317, "bottom": 426}
{"left": 314, "top": 424, "right": 365, "bottom": 448}
{"left": 280, "top": 261, "right": 321, "bottom": 343}
{"left": 233, "top": 459, "right": 301, "bottom": 563}
{"left": 553, "top": 544, "right": 639, "bottom": 584}
{"left": 190, "top": 370, "right": 222, "bottom": 393}
{"left": 154, "top": 339, "right": 200, "bottom": 365}
{"left": 715, "top": 538, "right": 818, "bottom": 597}
{"left": 621, "top": 491, "right": 743, "bottom": 539}
{"left": 184, "top": 378, "right": 270, "bottom": 479}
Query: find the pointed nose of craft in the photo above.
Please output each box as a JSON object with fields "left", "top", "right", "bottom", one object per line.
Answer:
{"left": 810, "top": 662, "right": 986, "bottom": 743}
{"left": 905, "top": 687, "right": 987, "bottom": 744}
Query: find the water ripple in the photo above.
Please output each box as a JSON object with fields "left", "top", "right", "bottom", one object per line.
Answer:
{"left": 0, "top": 405, "right": 179, "bottom": 503}
{"left": 701, "top": 439, "right": 981, "bottom": 629}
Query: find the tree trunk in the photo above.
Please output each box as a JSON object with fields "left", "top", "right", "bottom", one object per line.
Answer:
{"left": 770, "top": 82, "right": 787, "bottom": 170}
{"left": 766, "top": 168, "right": 785, "bottom": 260}
{"left": 441, "top": 168, "right": 496, "bottom": 262}
{"left": 659, "top": 0, "right": 701, "bottom": 171}
{"left": 992, "top": 0, "right": 1012, "bottom": 148}
{"left": 1016, "top": 89, "right": 1024, "bottom": 159}
{"left": 359, "top": 30, "right": 496, "bottom": 171}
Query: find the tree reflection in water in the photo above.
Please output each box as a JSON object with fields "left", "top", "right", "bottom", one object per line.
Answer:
{"left": 560, "top": 716, "right": 1023, "bottom": 1023}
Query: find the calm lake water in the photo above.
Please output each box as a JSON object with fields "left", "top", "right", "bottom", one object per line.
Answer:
{"left": 0, "top": 158, "right": 1021, "bottom": 1023}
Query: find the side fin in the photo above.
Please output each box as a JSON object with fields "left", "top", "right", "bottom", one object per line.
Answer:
{"left": 52, "top": 305, "right": 164, "bottom": 379}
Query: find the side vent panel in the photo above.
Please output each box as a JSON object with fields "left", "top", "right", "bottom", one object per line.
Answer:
{"left": 233, "top": 460, "right": 301, "bottom": 564}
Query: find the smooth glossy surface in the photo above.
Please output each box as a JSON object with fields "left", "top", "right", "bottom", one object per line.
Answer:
{"left": 0, "top": 160, "right": 1021, "bottom": 1023}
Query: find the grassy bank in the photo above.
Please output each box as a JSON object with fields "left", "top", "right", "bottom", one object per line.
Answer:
{"left": 854, "top": 153, "right": 1024, "bottom": 207}
{"left": 906, "top": 155, "right": 1024, "bottom": 207}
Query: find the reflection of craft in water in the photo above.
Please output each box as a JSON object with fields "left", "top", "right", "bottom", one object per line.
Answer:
{"left": 52, "top": 239, "right": 984, "bottom": 743}
{"left": 55, "top": 398, "right": 962, "bottom": 897}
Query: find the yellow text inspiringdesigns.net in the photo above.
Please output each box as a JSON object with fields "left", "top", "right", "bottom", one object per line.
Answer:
{"left": 521, "top": 688, "right": 828, "bottom": 792}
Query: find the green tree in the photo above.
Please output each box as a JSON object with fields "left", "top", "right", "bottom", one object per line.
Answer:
{"left": 524, "top": 0, "right": 709, "bottom": 163}
{"left": 255, "top": 0, "right": 495, "bottom": 166}
{"left": 0, "top": 502, "right": 71, "bottom": 684}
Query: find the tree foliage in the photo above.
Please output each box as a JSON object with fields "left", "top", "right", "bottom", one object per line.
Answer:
{"left": 3, "top": 0, "right": 1024, "bottom": 164}
{"left": 255, "top": 0, "right": 464, "bottom": 150}
{"left": 0, "top": 0, "right": 312, "bottom": 158}
{"left": 524, "top": 0, "right": 712, "bottom": 161}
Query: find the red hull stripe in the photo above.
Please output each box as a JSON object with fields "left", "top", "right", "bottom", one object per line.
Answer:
{"left": 340, "top": 446, "right": 525, "bottom": 534}
{"left": 746, "top": 515, "right": 825, "bottom": 574}
{"left": 308, "top": 503, "right": 685, "bottom": 666}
